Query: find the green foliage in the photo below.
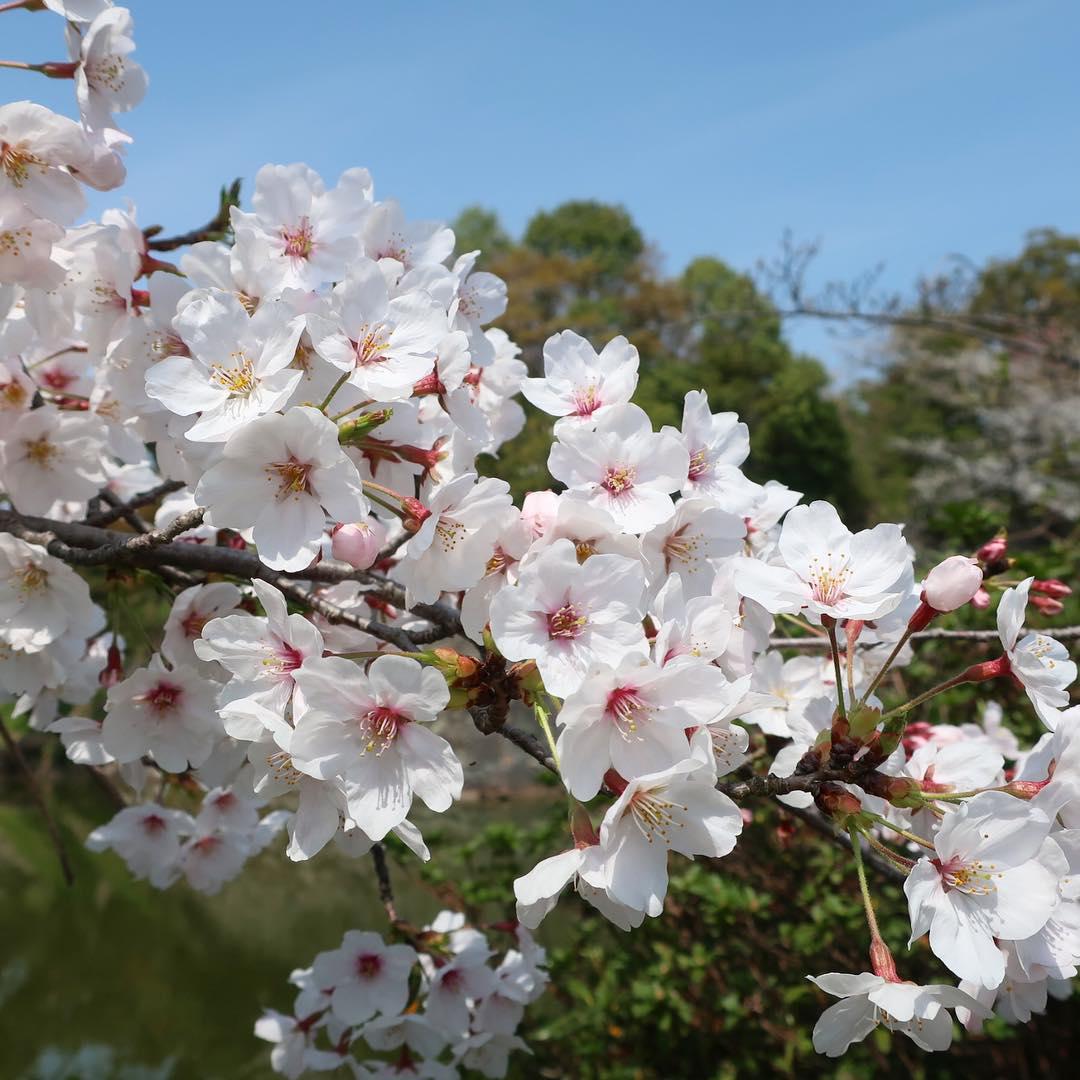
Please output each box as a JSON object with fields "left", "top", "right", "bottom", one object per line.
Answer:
{"left": 523, "top": 200, "right": 645, "bottom": 279}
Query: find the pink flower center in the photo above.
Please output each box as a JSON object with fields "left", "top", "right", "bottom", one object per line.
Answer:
{"left": 626, "top": 789, "right": 681, "bottom": 844}
{"left": 572, "top": 384, "right": 601, "bottom": 417}
{"left": 808, "top": 555, "right": 852, "bottom": 607}
{"left": 547, "top": 602, "right": 587, "bottom": 640}
{"left": 281, "top": 217, "right": 314, "bottom": 259}
{"left": 605, "top": 686, "right": 649, "bottom": 738}
{"left": 601, "top": 465, "right": 636, "bottom": 497}
{"left": 41, "top": 368, "right": 77, "bottom": 391}
{"left": 687, "top": 448, "right": 710, "bottom": 481}
{"left": 192, "top": 835, "right": 222, "bottom": 856}
{"left": 140, "top": 813, "right": 167, "bottom": 835}
{"left": 353, "top": 325, "right": 391, "bottom": 367}
{"left": 932, "top": 855, "right": 1001, "bottom": 895}
{"left": 355, "top": 953, "right": 383, "bottom": 979}
{"left": 140, "top": 681, "right": 183, "bottom": 713}
{"left": 277, "top": 641, "right": 305, "bottom": 673}
{"left": 358, "top": 706, "right": 405, "bottom": 755}
{"left": 440, "top": 968, "right": 463, "bottom": 993}
{"left": 211, "top": 791, "right": 237, "bottom": 811}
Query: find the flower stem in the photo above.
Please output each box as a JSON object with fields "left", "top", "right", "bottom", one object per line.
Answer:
{"left": 0, "top": 58, "right": 32, "bottom": 69}
{"left": 825, "top": 620, "right": 847, "bottom": 725}
{"left": 534, "top": 702, "right": 560, "bottom": 771}
{"left": 856, "top": 625, "right": 913, "bottom": 710}
{"left": 0, "top": 0, "right": 42, "bottom": 14}
{"left": 330, "top": 398, "right": 374, "bottom": 422}
{"left": 848, "top": 824, "right": 880, "bottom": 938}
{"left": 864, "top": 811, "right": 935, "bottom": 851}
{"left": 880, "top": 673, "right": 968, "bottom": 723}
{"left": 318, "top": 370, "right": 351, "bottom": 413}
{"left": 864, "top": 830, "right": 916, "bottom": 871}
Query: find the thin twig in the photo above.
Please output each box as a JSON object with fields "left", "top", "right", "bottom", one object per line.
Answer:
{"left": 370, "top": 843, "right": 398, "bottom": 923}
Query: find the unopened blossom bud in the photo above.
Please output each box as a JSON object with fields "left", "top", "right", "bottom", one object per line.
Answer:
{"left": 520, "top": 490, "right": 558, "bottom": 539}
{"left": 431, "top": 648, "right": 480, "bottom": 682}
{"left": 976, "top": 535, "right": 1008, "bottom": 563}
{"left": 1030, "top": 595, "right": 1064, "bottom": 617}
{"left": 99, "top": 642, "right": 124, "bottom": 688}
{"left": 336, "top": 409, "right": 393, "bottom": 445}
{"left": 1000, "top": 778, "right": 1050, "bottom": 800}
{"left": 815, "top": 783, "right": 863, "bottom": 824}
{"left": 971, "top": 586, "right": 990, "bottom": 610}
{"left": 860, "top": 772, "right": 923, "bottom": 808}
{"left": 923, "top": 555, "right": 983, "bottom": 613}
{"left": 331, "top": 518, "right": 386, "bottom": 569}
{"left": 1032, "top": 578, "right": 1072, "bottom": 600}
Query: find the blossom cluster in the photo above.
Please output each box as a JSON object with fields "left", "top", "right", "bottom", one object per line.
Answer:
{"left": 255, "top": 914, "right": 547, "bottom": 1079}
{"left": 1, "top": 4, "right": 1078, "bottom": 1071}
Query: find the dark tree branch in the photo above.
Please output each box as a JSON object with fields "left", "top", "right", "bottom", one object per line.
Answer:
{"left": 144, "top": 179, "right": 241, "bottom": 252}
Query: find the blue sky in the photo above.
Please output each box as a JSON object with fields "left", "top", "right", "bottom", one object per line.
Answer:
{"left": 5, "top": 0, "right": 1078, "bottom": 377}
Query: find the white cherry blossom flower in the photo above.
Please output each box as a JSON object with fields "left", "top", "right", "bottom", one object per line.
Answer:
{"left": 997, "top": 577, "right": 1077, "bottom": 728}
{"left": 904, "top": 791, "right": 1058, "bottom": 987}
{"left": 396, "top": 472, "right": 513, "bottom": 606}
{"left": 734, "top": 500, "right": 911, "bottom": 623}
{"left": 0, "top": 101, "right": 94, "bottom": 223}
{"left": 195, "top": 406, "right": 368, "bottom": 571}
{"left": 146, "top": 290, "right": 304, "bottom": 442}
{"left": 102, "top": 653, "right": 221, "bottom": 773}
{"left": 194, "top": 578, "right": 324, "bottom": 731}
{"left": 231, "top": 163, "right": 373, "bottom": 293}
{"left": 556, "top": 655, "right": 730, "bottom": 799}
{"left": 520, "top": 330, "right": 638, "bottom": 427}
{"left": 668, "top": 389, "right": 751, "bottom": 501}
{"left": 0, "top": 534, "right": 103, "bottom": 653}
{"left": 548, "top": 402, "right": 688, "bottom": 533}
{"left": 311, "top": 930, "right": 417, "bottom": 1026}
{"left": 489, "top": 538, "right": 647, "bottom": 697}
{"left": 0, "top": 406, "right": 108, "bottom": 514}
{"left": 306, "top": 257, "right": 447, "bottom": 402}
{"left": 69, "top": 6, "right": 149, "bottom": 131}
{"left": 808, "top": 972, "right": 987, "bottom": 1057}
{"left": 641, "top": 496, "right": 745, "bottom": 599}
{"left": 161, "top": 582, "right": 242, "bottom": 672}
{"left": 598, "top": 758, "right": 742, "bottom": 914}
{"left": 86, "top": 803, "right": 195, "bottom": 888}
{"left": 290, "top": 654, "right": 459, "bottom": 839}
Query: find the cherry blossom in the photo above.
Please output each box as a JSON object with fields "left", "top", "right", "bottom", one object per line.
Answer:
{"left": 904, "top": 791, "right": 1058, "bottom": 987}
{"left": 547, "top": 402, "right": 689, "bottom": 532}
{"left": 808, "top": 972, "right": 987, "bottom": 1056}
{"left": 102, "top": 653, "right": 221, "bottom": 773}
{"left": 489, "top": 538, "right": 648, "bottom": 697}
{"left": 520, "top": 330, "right": 638, "bottom": 427}
{"left": 290, "top": 654, "right": 460, "bottom": 838}
{"left": 195, "top": 406, "right": 369, "bottom": 571}
{"left": 734, "top": 500, "right": 911, "bottom": 623}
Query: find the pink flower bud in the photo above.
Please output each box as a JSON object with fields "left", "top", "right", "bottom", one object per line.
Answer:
{"left": 922, "top": 555, "right": 983, "bottom": 613}
{"left": 1032, "top": 578, "right": 1072, "bottom": 600}
{"left": 971, "top": 586, "right": 990, "bottom": 609}
{"left": 976, "top": 536, "right": 1007, "bottom": 562}
{"left": 331, "top": 519, "right": 387, "bottom": 569}
{"left": 521, "top": 490, "right": 558, "bottom": 539}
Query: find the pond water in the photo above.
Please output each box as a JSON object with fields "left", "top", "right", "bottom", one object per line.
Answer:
{"left": 0, "top": 778, "right": 551, "bottom": 1079}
